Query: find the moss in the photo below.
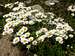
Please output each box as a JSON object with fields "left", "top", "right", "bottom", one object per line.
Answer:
{"left": 0, "top": 16, "right": 5, "bottom": 34}
{"left": 29, "top": 39, "right": 65, "bottom": 56}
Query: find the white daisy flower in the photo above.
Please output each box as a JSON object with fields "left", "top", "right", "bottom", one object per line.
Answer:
{"left": 6, "top": 18, "right": 12, "bottom": 22}
{"left": 13, "top": 37, "right": 20, "bottom": 44}
{"left": 5, "top": 22, "right": 12, "bottom": 27}
{"left": 34, "top": 54, "right": 38, "bottom": 56}
{"left": 7, "top": 28, "right": 14, "bottom": 34}
{"left": 71, "top": 46, "right": 73, "bottom": 48}
{"left": 25, "top": 32, "right": 30, "bottom": 37}
{"left": 26, "top": 45, "right": 31, "bottom": 49}
{"left": 71, "top": 13, "right": 75, "bottom": 16}
{"left": 2, "top": 32, "right": 7, "bottom": 35}
{"left": 17, "top": 31, "right": 23, "bottom": 36}
{"left": 4, "top": 26, "right": 9, "bottom": 31}
{"left": 23, "top": 27, "right": 28, "bottom": 32}
{"left": 37, "top": 35, "right": 47, "bottom": 42}
{"left": 12, "top": 7, "right": 20, "bottom": 11}
{"left": 59, "top": 40, "right": 63, "bottom": 44}
{"left": 64, "top": 36, "right": 68, "bottom": 40}
{"left": 69, "top": 34, "right": 74, "bottom": 38}
{"left": 21, "top": 38, "right": 29, "bottom": 44}
{"left": 41, "top": 28, "right": 48, "bottom": 33}
{"left": 32, "top": 40, "right": 37, "bottom": 45}
{"left": 55, "top": 37, "right": 63, "bottom": 42}
{"left": 17, "top": 26, "right": 28, "bottom": 36}
{"left": 45, "top": 31, "right": 53, "bottom": 38}
{"left": 36, "top": 30, "right": 42, "bottom": 35}
{"left": 21, "top": 26, "right": 28, "bottom": 32}
{"left": 29, "top": 20, "right": 35, "bottom": 25}
{"left": 67, "top": 45, "right": 70, "bottom": 47}
{"left": 20, "top": 34, "right": 26, "bottom": 39}
{"left": 28, "top": 37, "right": 34, "bottom": 41}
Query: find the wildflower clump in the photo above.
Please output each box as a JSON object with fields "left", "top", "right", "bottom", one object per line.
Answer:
{"left": 67, "top": 5, "right": 75, "bottom": 16}
{"left": 2, "top": 1, "right": 74, "bottom": 49}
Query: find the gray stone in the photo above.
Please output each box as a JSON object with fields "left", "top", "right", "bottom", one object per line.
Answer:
{"left": 31, "top": 4, "right": 44, "bottom": 12}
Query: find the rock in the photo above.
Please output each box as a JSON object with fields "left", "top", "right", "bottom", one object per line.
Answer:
{"left": 45, "top": 0, "right": 59, "bottom": 6}
{"left": 31, "top": 4, "right": 44, "bottom": 12}
{"left": 0, "top": 35, "right": 25, "bottom": 56}
{"left": 25, "top": 0, "right": 32, "bottom": 4}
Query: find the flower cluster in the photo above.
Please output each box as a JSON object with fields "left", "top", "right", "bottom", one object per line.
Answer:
{"left": 35, "top": 17, "right": 74, "bottom": 44}
{"left": 67, "top": 5, "right": 75, "bottom": 16}
{"left": 2, "top": 1, "right": 74, "bottom": 49}
{"left": 67, "top": 5, "right": 75, "bottom": 12}
{"left": 2, "top": 1, "right": 47, "bottom": 49}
